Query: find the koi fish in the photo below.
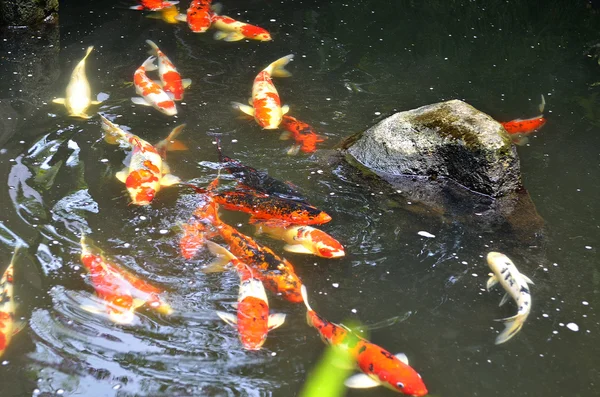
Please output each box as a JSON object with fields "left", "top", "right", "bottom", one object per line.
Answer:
{"left": 146, "top": 5, "right": 181, "bottom": 24}
{"left": 175, "top": 0, "right": 213, "bottom": 33}
{"left": 215, "top": 138, "right": 305, "bottom": 201}
{"left": 232, "top": 55, "right": 293, "bottom": 129}
{"left": 211, "top": 15, "right": 272, "bottom": 42}
{"left": 301, "top": 286, "right": 428, "bottom": 396}
{"left": 130, "top": 0, "right": 179, "bottom": 11}
{"left": 255, "top": 223, "right": 345, "bottom": 258}
{"left": 280, "top": 115, "right": 326, "bottom": 154}
{"left": 207, "top": 241, "right": 286, "bottom": 350}
{"left": 146, "top": 40, "right": 191, "bottom": 101}
{"left": 0, "top": 246, "right": 25, "bottom": 358}
{"left": 486, "top": 252, "right": 534, "bottom": 345}
{"left": 131, "top": 56, "right": 177, "bottom": 116}
{"left": 200, "top": 202, "right": 303, "bottom": 303}
{"left": 501, "top": 116, "right": 546, "bottom": 135}
{"left": 212, "top": 190, "right": 332, "bottom": 227}
{"left": 100, "top": 115, "right": 185, "bottom": 205}
{"left": 80, "top": 235, "right": 172, "bottom": 324}
{"left": 52, "top": 46, "right": 102, "bottom": 119}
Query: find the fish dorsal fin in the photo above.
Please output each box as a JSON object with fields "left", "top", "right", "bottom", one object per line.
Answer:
{"left": 52, "top": 98, "right": 66, "bottom": 105}
{"left": 182, "top": 78, "right": 192, "bottom": 88}
{"left": 281, "top": 105, "right": 290, "bottom": 115}
{"left": 499, "top": 292, "right": 511, "bottom": 307}
{"left": 395, "top": 352, "right": 409, "bottom": 365}
{"left": 216, "top": 311, "right": 237, "bottom": 326}
{"left": 344, "top": 373, "right": 381, "bottom": 389}
{"left": 267, "top": 313, "right": 286, "bottom": 330}
{"left": 160, "top": 173, "right": 180, "bottom": 187}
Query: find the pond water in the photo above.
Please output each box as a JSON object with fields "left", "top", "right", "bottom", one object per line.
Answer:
{"left": 1, "top": 1, "right": 599, "bottom": 396}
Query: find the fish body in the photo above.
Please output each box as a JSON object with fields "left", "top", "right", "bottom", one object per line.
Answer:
{"left": 201, "top": 203, "right": 303, "bottom": 303}
{"left": 280, "top": 115, "right": 325, "bottom": 154}
{"left": 486, "top": 251, "right": 534, "bottom": 344}
{"left": 501, "top": 116, "right": 546, "bottom": 134}
{"left": 301, "top": 286, "right": 428, "bottom": 396}
{"left": 208, "top": 242, "right": 286, "bottom": 350}
{"left": 146, "top": 40, "right": 191, "bottom": 101}
{"left": 100, "top": 115, "right": 184, "bottom": 205}
{"left": 211, "top": 15, "right": 272, "bottom": 42}
{"left": 182, "top": 0, "right": 213, "bottom": 32}
{"left": 148, "top": 5, "right": 180, "bottom": 23}
{"left": 232, "top": 55, "right": 293, "bottom": 129}
{"left": 0, "top": 247, "right": 25, "bottom": 358}
{"left": 212, "top": 190, "right": 331, "bottom": 227}
{"left": 52, "top": 46, "right": 100, "bottom": 119}
{"left": 255, "top": 224, "right": 345, "bottom": 258}
{"left": 216, "top": 139, "right": 305, "bottom": 201}
{"left": 80, "top": 236, "right": 172, "bottom": 324}
{"left": 130, "top": 0, "right": 179, "bottom": 10}
{"left": 131, "top": 56, "right": 177, "bottom": 116}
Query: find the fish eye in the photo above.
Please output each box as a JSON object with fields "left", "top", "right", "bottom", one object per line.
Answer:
{"left": 396, "top": 382, "right": 405, "bottom": 389}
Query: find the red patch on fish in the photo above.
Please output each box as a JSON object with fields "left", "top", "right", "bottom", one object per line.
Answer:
{"left": 125, "top": 169, "right": 159, "bottom": 189}
{"left": 241, "top": 25, "right": 269, "bottom": 39}
{"left": 157, "top": 100, "right": 176, "bottom": 111}
{"left": 0, "top": 332, "right": 6, "bottom": 350}
{"left": 162, "top": 70, "right": 184, "bottom": 100}
{"left": 135, "top": 187, "right": 156, "bottom": 203}
{"left": 501, "top": 116, "right": 546, "bottom": 134}
{"left": 237, "top": 296, "right": 269, "bottom": 350}
{"left": 281, "top": 115, "right": 325, "bottom": 153}
{"left": 187, "top": 0, "right": 213, "bottom": 32}
{"left": 143, "top": 160, "right": 161, "bottom": 174}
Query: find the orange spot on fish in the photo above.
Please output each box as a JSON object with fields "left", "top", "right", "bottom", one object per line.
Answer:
{"left": 143, "top": 160, "right": 161, "bottom": 174}
{"left": 135, "top": 187, "right": 156, "bottom": 204}
{"left": 157, "top": 100, "right": 176, "bottom": 110}
{"left": 125, "top": 169, "right": 158, "bottom": 189}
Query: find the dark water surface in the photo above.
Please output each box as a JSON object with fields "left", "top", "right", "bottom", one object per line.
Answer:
{"left": 1, "top": 1, "right": 599, "bottom": 396}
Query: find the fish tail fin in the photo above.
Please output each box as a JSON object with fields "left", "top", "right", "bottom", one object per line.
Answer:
{"left": 82, "top": 46, "right": 94, "bottom": 62}
{"left": 300, "top": 284, "right": 313, "bottom": 313}
{"left": 129, "top": 5, "right": 144, "bottom": 10}
{"left": 203, "top": 240, "right": 233, "bottom": 273}
{"left": 99, "top": 115, "right": 123, "bottom": 145}
{"left": 268, "top": 54, "right": 294, "bottom": 78}
{"left": 146, "top": 40, "right": 159, "bottom": 55}
{"left": 142, "top": 56, "right": 158, "bottom": 72}
{"left": 157, "top": 124, "right": 187, "bottom": 152}
{"left": 494, "top": 313, "right": 526, "bottom": 344}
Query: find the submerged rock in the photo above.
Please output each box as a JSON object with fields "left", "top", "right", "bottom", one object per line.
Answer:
{"left": 0, "top": 0, "right": 58, "bottom": 27}
{"left": 346, "top": 100, "right": 520, "bottom": 198}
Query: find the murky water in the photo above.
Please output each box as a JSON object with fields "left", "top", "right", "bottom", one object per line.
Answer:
{"left": 1, "top": 1, "right": 599, "bottom": 396}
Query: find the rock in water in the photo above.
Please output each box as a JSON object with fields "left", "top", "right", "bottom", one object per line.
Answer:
{"left": 346, "top": 100, "right": 521, "bottom": 198}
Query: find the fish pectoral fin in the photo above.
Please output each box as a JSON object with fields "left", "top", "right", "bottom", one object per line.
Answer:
{"left": 267, "top": 313, "right": 286, "bottom": 330}
{"left": 286, "top": 145, "right": 301, "bottom": 156}
{"left": 395, "top": 352, "right": 409, "bottom": 365}
{"left": 281, "top": 105, "right": 290, "bottom": 115}
{"left": 216, "top": 311, "right": 237, "bottom": 326}
{"left": 283, "top": 244, "right": 313, "bottom": 255}
{"left": 486, "top": 275, "right": 498, "bottom": 291}
{"left": 205, "top": 240, "right": 236, "bottom": 261}
{"left": 247, "top": 97, "right": 253, "bottom": 105}
{"left": 522, "top": 274, "right": 534, "bottom": 285}
{"left": 174, "top": 14, "right": 187, "bottom": 22}
{"left": 164, "top": 140, "right": 188, "bottom": 151}
{"left": 90, "top": 100, "right": 102, "bottom": 105}
{"left": 52, "top": 98, "right": 66, "bottom": 104}
{"left": 249, "top": 217, "right": 290, "bottom": 228}
{"left": 131, "top": 97, "right": 153, "bottom": 106}
{"left": 160, "top": 173, "right": 181, "bottom": 187}
{"left": 231, "top": 102, "right": 255, "bottom": 116}
{"left": 214, "top": 31, "right": 245, "bottom": 41}
{"left": 499, "top": 292, "right": 511, "bottom": 307}
{"left": 344, "top": 373, "right": 381, "bottom": 389}
{"left": 12, "top": 320, "right": 27, "bottom": 336}
{"left": 202, "top": 247, "right": 231, "bottom": 273}
{"left": 182, "top": 78, "right": 192, "bottom": 88}
{"left": 210, "top": 3, "right": 223, "bottom": 14}
{"left": 115, "top": 169, "right": 129, "bottom": 183}
{"left": 279, "top": 131, "right": 293, "bottom": 140}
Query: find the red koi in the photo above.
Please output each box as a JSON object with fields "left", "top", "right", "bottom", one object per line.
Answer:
{"left": 0, "top": 246, "right": 25, "bottom": 358}
{"left": 232, "top": 55, "right": 293, "bottom": 129}
{"left": 212, "top": 190, "right": 332, "bottom": 227}
{"left": 131, "top": 56, "right": 177, "bottom": 116}
{"left": 181, "top": 0, "right": 213, "bottom": 33}
{"left": 130, "top": 0, "right": 179, "bottom": 11}
{"left": 301, "top": 286, "right": 428, "bottom": 396}
{"left": 207, "top": 242, "right": 286, "bottom": 350}
{"left": 280, "top": 115, "right": 326, "bottom": 154}
{"left": 211, "top": 15, "right": 272, "bottom": 42}
{"left": 501, "top": 116, "right": 546, "bottom": 135}
{"left": 146, "top": 40, "right": 191, "bottom": 101}
{"left": 80, "top": 235, "right": 172, "bottom": 324}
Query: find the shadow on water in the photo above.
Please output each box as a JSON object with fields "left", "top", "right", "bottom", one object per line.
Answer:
{"left": 0, "top": 0, "right": 599, "bottom": 396}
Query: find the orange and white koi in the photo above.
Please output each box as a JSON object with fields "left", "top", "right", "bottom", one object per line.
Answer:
{"left": 255, "top": 224, "right": 345, "bottom": 258}
{"left": 80, "top": 235, "right": 172, "bottom": 324}
{"left": 280, "top": 115, "right": 326, "bottom": 154}
{"left": 232, "top": 55, "right": 293, "bottom": 129}
{"left": 130, "top": 0, "right": 179, "bottom": 11}
{"left": 0, "top": 246, "right": 25, "bottom": 358}
{"left": 206, "top": 241, "right": 286, "bottom": 350}
{"left": 211, "top": 15, "right": 272, "bottom": 42}
{"left": 146, "top": 40, "right": 191, "bottom": 101}
{"left": 100, "top": 115, "right": 186, "bottom": 206}
{"left": 301, "top": 286, "right": 428, "bottom": 396}
{"left": 174, "top": 0, "right": 213, "bottom": 33}
{"left": 131, "top": 56, "right": 177, "bottom": 116}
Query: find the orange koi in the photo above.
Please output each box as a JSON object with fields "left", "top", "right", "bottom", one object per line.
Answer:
{"left": 100, "top": 115, "right": 185, "bottom": 206}
{"left": 206, "top": 241, "right": 286, "bottom": 350}
{"left": 146, "top": 40, "right": 191, "bottom": 101}
{"left": 176, "top": 0, "right": 213, "bottom": 33}
{"left": 197, "top": 202, "right": 303, "bottom": 303}
{"left": 255, "top": 223, "right": 344, "bottom": 258}
{"left": 80, "top": 235, "right": 172, "bottom": 324}
{"left": 211, "top": 15, "right": 272, "bottom": 42}
{"left": 131, "top": 56, "right": 177, "bottom": 116}
{"left": 232, "top": 55, "right": 293, "bottom": 129}
{"left": 501, "top": 116, "right": 546, "bottom": 135}
{"left": 301, "top": 286, "right": 428, "bottom": 396}
{"left": 280, "top": 115, "right": 326, "bottom": 154}
{"left": 0, "top": 246, "right": 25, "bottom": 358}
{"left": 212, "top": 190, "right": 332, "bottom": 227}
{"left": 130, "top": 0, "right": 179, "bottom": 11}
